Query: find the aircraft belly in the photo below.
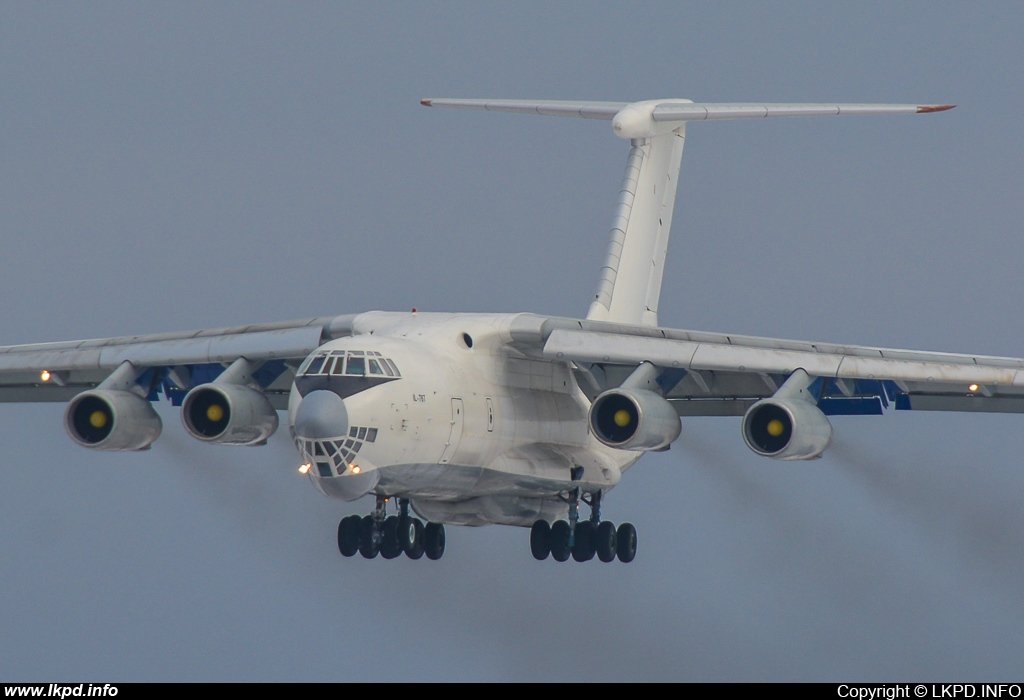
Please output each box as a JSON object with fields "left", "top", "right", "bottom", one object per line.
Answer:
{"left": 409, "top": 494, "right": 569, "bottom": 528}
{"left": 376, "top": 462, "right": 486, "bottom": 499}
{"left": 373, "top": 442, "right": 624, "bottom": 501}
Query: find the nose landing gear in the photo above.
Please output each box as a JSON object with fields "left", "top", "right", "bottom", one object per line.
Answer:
{"left": 530, "top": 490, "right": 637, "bottom": 563}
{"left": 337, "top": 496, "right": 445, "bottom": 561}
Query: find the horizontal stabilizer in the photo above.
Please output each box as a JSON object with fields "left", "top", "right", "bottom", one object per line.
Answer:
{"left": 421, "top": 98, "right": 954, "bottom": 139}
{"left": 420, "top": 98, "right": 627, "bottom": 120}
{"left": 650, "top": 102, "right": 954, "bottom": 121}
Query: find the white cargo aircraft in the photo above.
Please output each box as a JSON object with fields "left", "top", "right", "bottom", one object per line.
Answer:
{"left": 9, "top": 96, "right": 1008, "bottom": 565}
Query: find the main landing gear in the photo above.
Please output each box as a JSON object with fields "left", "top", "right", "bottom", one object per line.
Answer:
{"left": 530, "top": 489, "right": 637, "bottom": 563}
{"left": 337, "top": 496, "right": 445, "bottom": 561}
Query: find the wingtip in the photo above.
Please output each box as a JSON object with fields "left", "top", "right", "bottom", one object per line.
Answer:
{"left": 917, "top": 104, "right": 956, "bottom": 113}
{"left": 420, "top": 98, "right": 433, "bottom": 107}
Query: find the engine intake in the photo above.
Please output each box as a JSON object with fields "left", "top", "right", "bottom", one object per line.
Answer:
{"left": 182, "top": 383, "right": 278, "bottom": 446}
{"left": 589, "top": 388, "right": 681, "bottom": 451}
{"left": 64, "top": 390, "right": 162, "bottom": 451}
{"left": 742, "top": 397, "right": 832, "bottom": 460}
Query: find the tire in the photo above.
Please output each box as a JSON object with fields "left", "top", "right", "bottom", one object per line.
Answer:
{"left": 616, "top": 522, "right": 637, "bottom": 563}
{"left": 572, "top": 520, "right": 596, "bottom": 562}
{"left": 530, "top": 520, "right": 551, "bottom": 561}
{"left": 337, "top": 515, "right": 360, "bottom": 557}
{"left": 403, "top": 518, "right": 425, "bottom": 560}
{"left": 381, "top": 515, "right": 402, "bottom": 559}
{"left": 424, "top": 522, "right": 446, "bottom": 560}
{"left": 595, "top": 520, "right": 617, "bottom": 563}
{"left": 359, "top": 515, "right": 379, "bottom": 559}
{"left": 550, "top": 520, "right": 571, "bottom": 562}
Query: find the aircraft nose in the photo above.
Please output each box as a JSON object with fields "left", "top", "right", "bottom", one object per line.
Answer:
{"left": 294, "top": 390, "right": 348, "bottom": 440}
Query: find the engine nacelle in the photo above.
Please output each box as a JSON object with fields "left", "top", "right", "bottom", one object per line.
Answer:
{"left": 742, "top": 397, "right": 832, "bottom": 460}
{"left": 64, "top": 390, "right": 162, "bottom": 451}
{"left": 589, "top": 388, "right": 681, "bottom": 451}
{"left": 181, "top": 383, "right": 278, "bottom": 446}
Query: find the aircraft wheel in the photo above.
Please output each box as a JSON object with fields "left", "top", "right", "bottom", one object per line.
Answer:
{"left": 595, "top": 521, "right": 617, "bottom": 563}
{"left": 402, "top": 517, "right": 425, "bottom": 560}
{"left": 530, "top": 520, "right": 551, "bottom": 560}
{"left": 359, "top": 515, "right": 379, "bottom": 559}
{"left": 616, "top": 522, "right": 637, "bottom": 563}
{"left": 572, "top": 520, "right": 596, "bottom": 562}
{"left": 337, "top": 515, "right": 361, "bottom": 557}
{"left": 381, "top": 516, "right": 402, "bottom": 559}
{"left": 550, "top": 520, "right": 571, "bottom": 562}
{"left": 424, "top": 522, "right": 446, "bottom": 560}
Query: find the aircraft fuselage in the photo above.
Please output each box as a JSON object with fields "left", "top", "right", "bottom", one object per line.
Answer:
{"left": 287, "top": 311, "right": 636, "bottom": 527}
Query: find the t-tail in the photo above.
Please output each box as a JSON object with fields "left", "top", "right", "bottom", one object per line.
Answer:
{"left": 421, "top": 98, "right": 954, "bottom": 327}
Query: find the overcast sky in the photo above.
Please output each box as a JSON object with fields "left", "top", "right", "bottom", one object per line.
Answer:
{"left": 2, "top": 2, "right": 1023, "bottom": 681}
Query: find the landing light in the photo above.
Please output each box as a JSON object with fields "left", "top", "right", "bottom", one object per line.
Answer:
{"left": 351, "top": 465, "right": 362, "bottom": 474}
{"left": 40, "top": 370, "right": 51, "bottom": 382}
{"left": 298, "top": 463, "right": 311, "bottom": 474}
{"left": 969, "top": 384, "right": 980, "bottom": 393}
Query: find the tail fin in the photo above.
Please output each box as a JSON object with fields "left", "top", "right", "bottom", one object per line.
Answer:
{"left": 421, "top": 98, "right": 954, "bottom": 326}
{"left": 589, "top": 128, "right": 685, "bottom": 325}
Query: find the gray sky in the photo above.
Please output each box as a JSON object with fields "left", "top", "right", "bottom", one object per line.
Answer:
{"left": 2, "top": 2, "right": 1023, "bottom": 681}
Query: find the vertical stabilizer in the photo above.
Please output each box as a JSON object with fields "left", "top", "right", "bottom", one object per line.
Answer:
{"left": 586, "top": 128, "right": 685, "bottom": 326}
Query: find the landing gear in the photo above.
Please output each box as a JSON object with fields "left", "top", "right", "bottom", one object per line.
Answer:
{"left": 358, "top": 514, "right": 379, "bottom": 559}
{"left": 572, "top": 520, "right": 595, "bottom": 562}
{"left": 338, "top": 497, "right": 441, "bottom": 561}
{"left": 595, "top": 520, "right": 617, "bottom": 563}
{"left": 424, "top": 522, "right": 446, "bottom": 560}
{"left": 381, "top": 516, "right": 402, "bottom": 559}
{"left": 549, "top": 520, "right": 571, "bottom": 562}
{"left": 529, "top": 489, "right": 637, "bottom": 563}
{"left": 401, "top": 516, "right": 425, "bottom": 559}
{"left": 530, "top": 520, "right": 551, "bottom": 560}
{"left": 616, "top": 522, "right": 637, "bottom": 563}
{"left": 337, "top": 515, "right": 361, "bottom": 557}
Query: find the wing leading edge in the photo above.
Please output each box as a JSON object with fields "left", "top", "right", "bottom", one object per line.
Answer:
{"left": 535, "top": 320, "right": 1024, "bottom": 417}
{"left": 0, "top": 315, "right": 357, "bottom": 408}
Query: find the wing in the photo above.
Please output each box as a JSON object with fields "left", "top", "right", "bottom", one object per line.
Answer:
{"left": 513, "top": 315, "right": 1024, "bottom": 417}
{"left": 0, "top": 315, "right": 356, "bottom": 409}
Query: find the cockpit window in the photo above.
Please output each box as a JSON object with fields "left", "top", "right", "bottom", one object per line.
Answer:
{"left": 298, "top": 350, "right": 401, "bottom": 378}
{"left": 306, "top": 355, "right": 327, "bottom": 375}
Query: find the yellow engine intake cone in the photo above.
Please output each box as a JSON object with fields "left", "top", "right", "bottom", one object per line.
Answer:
{"left": 89, "top": 411, "right": 108, "bottom": 429}
{"left": 613, "top": 409, "right": 632, "bottom": 427}
{"left": 766, "top": 419, "right": 785, "bottom": 437}
{"left": 206, "top": 404, "right": 225, "bottom": 422}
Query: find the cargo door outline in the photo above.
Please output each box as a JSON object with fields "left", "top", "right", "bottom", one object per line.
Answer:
{"left": 439, "top": 398, "right": 464, "bottom": 464}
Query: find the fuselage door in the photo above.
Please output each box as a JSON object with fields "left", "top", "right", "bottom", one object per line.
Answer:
{"left": 439, "top": 397, "right": 464, "bottom": 464}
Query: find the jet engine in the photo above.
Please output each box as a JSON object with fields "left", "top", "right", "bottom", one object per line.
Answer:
{"left": 742, "top": 397, "right": 832, "bottom": 460}
{"left": 589, "top": 388, "right": 681, "bottom": 451}
{"left": 181, "top": 383, "right": 278, "bottom": 446}
{"left": 64, "top": 389, "right": 162, "bottom": 451}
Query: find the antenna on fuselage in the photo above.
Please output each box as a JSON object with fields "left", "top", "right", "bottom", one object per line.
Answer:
{"left": 421, "top": 98, "right": 954, "bottom": 327}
